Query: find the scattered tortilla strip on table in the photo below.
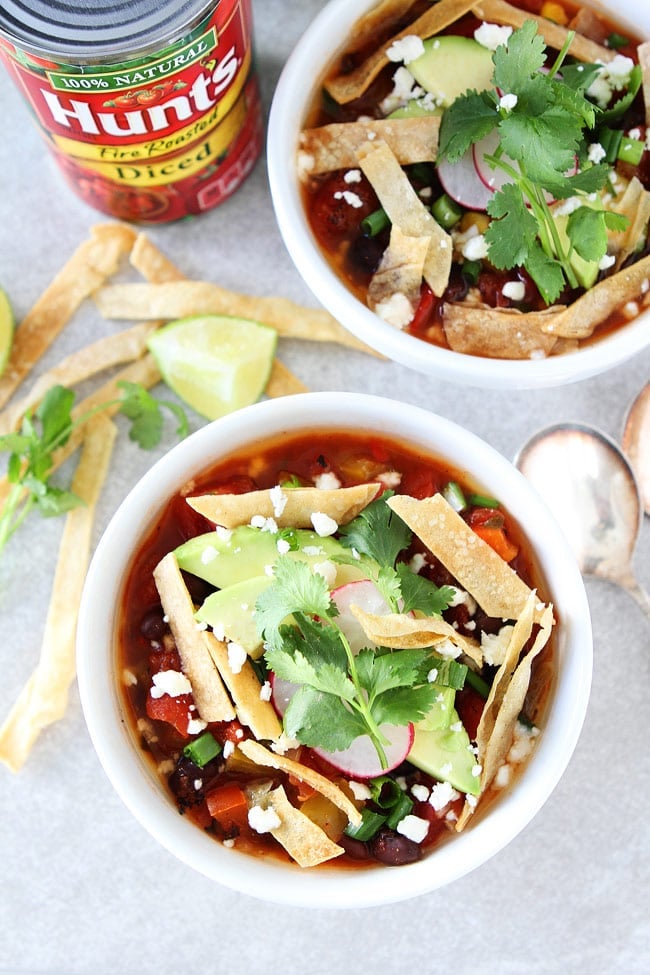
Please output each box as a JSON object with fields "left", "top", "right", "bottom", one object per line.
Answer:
{"left": 253, "top": 784, "right": 344, "bottom": 867}
{"left": 471, "top": 0, "right": 614, "bottom": 63}
{"left": 443, "top": 303, "right": 562, "bottom": 359}
{"left": 265, "top": 358, "right": 309, "bottom": 397}
{"left": 0, "top": 222, "right": 136, "bottom": 409}
{"left": 238, "top": 738, "right": 362, "bottom": 825}
{"left": 93, "top": 281, "right": 379, "bottom": 355}
{"left": 299, "top": 116, "right": 440, "bottom": 178}
{"left": 204, "top": 632, "right": 282, "bottom": 742}
{"left": 325, "top": 0, "right": 476, "bottom": 103}
{"left": 358, "top": 141, "right": 452, "bottom": 296}
{"left": 187, "top": 483, "right": 380, "bottom": 528}
{"left": 129, "top": 231, "right": 185, "bottom": 283}
{"left": 153, "top": 552, "right": 235, "bottom": 722}
{"left": 540, "top": 252, "right": 650, "bottom": 339}
{"left": 387, "top": 493, "right": 537, "bottom": 621}
{"left": 0, "top": 414, "right": 117, "bottom": 772}
{"left": 349, "top": 605, "right": 483, "bottom": 666}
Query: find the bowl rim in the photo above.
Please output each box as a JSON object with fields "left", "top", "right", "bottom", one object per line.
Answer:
{"left": 77, "top": 392, "right": 593, "bottom": 907}
{"left": 266, "top": 0, "right": 650, "bottom": 390}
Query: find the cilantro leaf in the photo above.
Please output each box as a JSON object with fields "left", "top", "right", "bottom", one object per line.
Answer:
{"left": 265, "top": 641, "right": 355, "bottom": 702}
{"left": 438, "top": 89, "right": 498, "bottom": 162}
{"left": 338, "top": 491, "right": 411, "bottom": 569}
{"left": 371, "top": 684, "right": 440, "bottom": 727}
{"left": 117, "top": 381, "right": 189, "bottom": 449}
{"left": 499, "top": 106, "right": 582, "bottom": 184}
{"left": 283, "top": 686, "right": 367, "bottom": 751}
{"left": 492, "top": 18, "right": 545, "bottom": 93}
{"left": 355, "top": 646, "right": 432, "bottom": 699}
{"left": 255, "top": 556, "right": 333, "bottom": 647}
{"left": 559, "top": 62, "right": 602, "bottom": 93}
{"left": 524, "top": 241, "right": 567, "bottom": 305}
{"left": 486, "top": 183, "right": 539, "bottom": 268}
{"left": 396, "top": 562, "right": 455, "bottom": 616}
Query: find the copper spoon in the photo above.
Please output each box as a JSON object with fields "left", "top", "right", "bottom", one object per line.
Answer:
{"left": 622, "top": 382, "right": 650, "bottom": 516}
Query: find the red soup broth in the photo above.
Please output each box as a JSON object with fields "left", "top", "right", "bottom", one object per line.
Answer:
{"left": 118, "top": 429, "right": 555, "bottom": 868}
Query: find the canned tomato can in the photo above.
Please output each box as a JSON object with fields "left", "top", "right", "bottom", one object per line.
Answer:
{"left": 0, "top": 0, "right": 263, "bottom": 222}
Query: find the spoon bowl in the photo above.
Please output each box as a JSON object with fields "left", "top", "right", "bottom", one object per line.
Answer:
{"left": 516, "top": 423, "right": 650, "bottom": 620}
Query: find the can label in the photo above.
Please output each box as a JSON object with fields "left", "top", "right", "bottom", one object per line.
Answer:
{"left": 0, "top": 0, "right": 262, "bottom": 221}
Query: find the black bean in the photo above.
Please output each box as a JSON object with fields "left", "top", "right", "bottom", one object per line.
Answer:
{"left": 346, "top": 234, "right": 385, "bottom": 275}
{"left": 339, "top": 834, "right": 371, "bottom": 860}
{"left": 139, "top": 608, "right": 167, "bottom": 642}
{"left": 369, "top": 827, "right": 422, "bottom": 866}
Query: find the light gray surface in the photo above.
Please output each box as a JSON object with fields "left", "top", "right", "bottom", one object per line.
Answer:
{"left": 0, "top": 1, "right": 648, "bottom": 973}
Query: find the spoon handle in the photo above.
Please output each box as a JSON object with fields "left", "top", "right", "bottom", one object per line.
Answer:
{"left": 618, "top": 571, "right": 650, "bottom": 622}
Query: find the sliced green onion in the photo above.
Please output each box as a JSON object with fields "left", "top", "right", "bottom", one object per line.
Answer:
{"left": 431, "top": 192, "right": 463, "bottom": 229}
{"left": 596, "top": 127, "right": 623, "bottom": 165}
{"left": 468, "top": 492, "right": 500, "bottom": 508}
{"left": 430, "top": 656, "right": 468, "bottom": 690}
{"left": 277, "top": 527, "right": 300, "bottom": 550}
{"left": 386, "top": 791, "right": 414, "bottom": 829}
{"left": 443, "top": 480, "right": 467, "bottom": 512}
{"left": 183, "top": 731, "right": 222, "bottom": 767}
{"left": 361, "top": 207, "right": 390, "bottom": 237}
{"left": 408, "top": 162, "right": 434, "bottom": 184}
{"left": 344, "top": 808, "right": 387, "bottom": 841}
{"left": 369, "top": 775, "right": 404, "bottom": 808}
{"left": 607, "top": 32, "right": 630, "bottom": 50}
{"left": 618, "top": 137, "right": 645, "bottom": 167}
{"left": 465, "top": 669, "right": 492, "bottom": 700}
{"left": 462, "top": 259, "right": 482, "bottom": 284}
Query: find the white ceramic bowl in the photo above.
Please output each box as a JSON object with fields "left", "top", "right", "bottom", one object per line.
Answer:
{"left": 267, "top": 0, "right": 650, "bottom": 389}
{"left": 77, "top": 392, "right": 592, "bottom": 907}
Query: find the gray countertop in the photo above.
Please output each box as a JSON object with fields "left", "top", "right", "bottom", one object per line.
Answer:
{"left": 0, "top": 2, "right": 648, "bottom": 973}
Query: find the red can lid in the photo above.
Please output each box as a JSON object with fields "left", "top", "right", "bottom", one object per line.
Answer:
{"left": 0, "top": 0, "right": 215, "bottom": 60}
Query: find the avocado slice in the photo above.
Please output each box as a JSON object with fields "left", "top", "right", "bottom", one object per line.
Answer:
{"left": 415, "top": 685, "right": 456, "bottom": 731}
{"left": 388, "top": 100, "right": 441, "bottom": 119}
{"left": 553, "top": 208, "right": 602, "bottom": 289}
{"left": 408, "top": 707, "right": 480, "bottom": 795}
{"left": 408, "top": 36, "right": 494, "bottom": 108}
{"left": 196, "top": 575, "right": 271, "bottom": 658}
{"left": 175, "top": 525, "right": 372, "bottom": 590}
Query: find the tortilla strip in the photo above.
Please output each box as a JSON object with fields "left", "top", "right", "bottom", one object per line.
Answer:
{"left": 358, "top": 141, "right": 452, "bottom": 296}
{"left": 153, "top": 553, "right": 235, "bottom": 722}
{"left": 0, "top": 322, "right": 156, "bottom": 435}
{"left": 299, "top": 116, "right": 440, "bottom": 178}
{"left": 349, "top": 606, "right": 483, "bottom": 666}
{"left": 187, "top": 483, "right": 380, "bottom": 529}
{"left": 325, "top": 0, "right": 476, "bottom": 104}
{"left": 239, "top": 738, "right": 362, "bottom": 825}
{"left": 94, "top": 281, "right": 378, "bottom": 355}
{"left": 608, "top": 177, "right": 650, "bottom": 269}
{"left": 471, "top": 0, "right": 615, "bottom": 64}
{"left": 368, "top": 225, "right": 430, "bottom": 321}
{"left": 541, "top": 252, "right": 650, "bottom": 339}
{"left": 0, "top": 223, "right": 136, "bottom": 410}
{"left": 256, "top": 785, "right": 344, "bottom": 867}
{"left": 387, "top": 493, "right": 536, "bottom": 621}
{"left": 0, "top": 415, "right": 117, "bottom": 772}
{"left": 204, "top": 632, "right": 282, "bottom": 742}
{"left": 265, "top": 358, "right": 309, "bottom": 397}
{"left": 129, "top": 231, "right": 185, "bottom": 283}
{"left": 342, "top": 0, "right": 421, "bottom": 55}
{"left": 640, "top": 43, "right": 650, "bottom": 125}
{"left": 443, "top": 303, "right": 561, "bottom": 359}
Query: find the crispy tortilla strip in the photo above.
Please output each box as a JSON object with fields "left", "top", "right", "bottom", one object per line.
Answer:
{"left": 187, "top": 483, "right": 380, "bottom": 529}
{"left": 456, "top": 601, "right": 553, "bottom": 830}
{"left": 153, "top": 553, "right": 235, "bottom": 722}
{"left": 325, "top": 0, "right": 476, "bottom": 103}
{"left": 387, "top": 493, "right": 535, "bottom": 621}
{"left": 94, "top": 281, "right": 378, "bottom": 355}
{"left": 256, "top": 785, "right": 344, "bottom": 867}
{"left": 0, "top": 322, "right": 156, "bottom": 435}
{"left": 640, "top": 43, "right": 650, "bottom": 124}
{"left": 343, "top": 0, "right": 421, "bottom": 54}
{"left": 608, "top": 177, "right": 650, "bottom": 269}
{"left": 129, "top": 231, "right": 185, "bottom": 283}
{"left": 471, "top": 0, "right": 614, "bottom": 63}
{"left": 265, "top": 358, "right": 309, "bottom": 397}
{"left": 299, "top": 117, "right": 440, "bottom": 178}
{"left": 0, "top": 415, "right": 117, "bottom": 772}
{"left": 349, "top": 606, "right": 483, "bottom": 666}
{"left": 540, "top": 253, "right": 650, "bottom": 339}
{"left": 239, "top": 738, "right": 362, "bottom": 825}
{"left": 368, "top": 225, "right": 430, "bottom": 322}
{"left": 358, "top": 141, "right": 452, "bottom": 296}
{"left": 0, "top": 223, "right": 136, "bottom": 409}
{"left": 204, "top": 632, "right": 282, "bottom": 742}
{"left": 443, "top": 303, "right": 561, "bottom": 359}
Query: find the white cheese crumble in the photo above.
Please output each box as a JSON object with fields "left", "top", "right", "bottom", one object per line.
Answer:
{"left": 248, "top": 805, "right": 282, "bottom": 834}
{"left": 333, "top": 189, "right": 363, "bottom": 208}
{"left": 348, "top": 780, "right": 372, "bottom": 801}
{"left": 494, "top": 763, "right": 512, "bottom": 789}
{"left": 587, "top": 142, "right": 607, "bottom": 164}
{"left": 409, "top": 552, "right": 428, "bottom": 574}
{"left": 396, "top": 814, "right": 430, "bottom": 843}
{"left": 386, "top": 34, "right": 425, "bottom": 65}
{"left": 223, "top": 740, "right": 235, "bottom": 759}
{"left": 122, "top": 668, "right": 137, "bottom": 687}
{"left": 434, "top": 637, "right": 462, "bottom": 659}
{"left": 227, "top": 641, "right": 248, "bottom": 674}
{"left": 498, "top": 92, "right": 518, "bottom": 112}
{"left": 624, "top": 300, "right": 639, "bottom": 318}
{"left": 374, "top": 291, "right": 414, "bottom": 329}
{"left": 276, "top": 537, "right": 291, "bottom": 555}
{"left": 270, "top": 733, "right": 301, "bottom": 754}
{"left": 215, "top": 525, "right": 232, "bottom": 542}
{"left": 260, "top": 680, "right": 273, "bottom": 702}
{"left": 502, "top": 280, "right": 526, "bottom": 301}
{"left": 598, "top": 253, "right": 616, "bottom": 270}
{"left": 314, "top": 471, "right": 342, "bottom": 490}
{"left": 587, "top": 55, "right": 635, "bottom": 108}
{"left": 474, "top": 22, "right": 512, "bottom": 51}
{"left": 448, "top": 587, "right": 477, "bottom": 614}
{"left": 429, "top": 780, "right": 459, "bottom": 811}
{"left": 481, "top": 624, "right": 514, "bottom": 666}
{"left": 250, "top": 514, "right": 278, "bottom": 533}
{"left": 462, "top": 233, "right": 489, "bottom": 261}
{"left": 344, "top": 168, "right": 362, "bottom": 184}
{"left": 200, "top": 544, "right": 218, "bottom": 565}
{"left": 302, "top": 544, "right": 324, "bottom": 556}
{"left": 269, "top": 484, "right": 288, "bottom": 517}
{"left": 377, "top": 470, "right": 402, "bottom": 488}
{"left": 150, "top": 670, "right": 192, "bottom": 699}
{"left": 411, "top": 783, "right": 430, "bottom": 802}
{"left": 311, "top": 511, "right": 338, "bottom": 537}
{"left": 187, "top": 717, "right": 207, "bottom": 735}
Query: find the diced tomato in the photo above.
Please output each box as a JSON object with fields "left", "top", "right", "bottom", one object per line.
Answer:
{"left": 148, "top": 645, "right": 182, "bottom": 674}
{"left": 467, "top": 506, "right": 505, "bottom": 529}
{"left": 206, "top": 782, "right": 250, "bottom": 830}
{"left": 146, "top": 692, "right": 193, "bottom": 737}
{"left": 409, "top": 283, "right": 437, "bottom": 333}
{"left": 213, "top": 719, "right": 247, "bottom": 746}
{"left": 400, "top": 467, "right": 436, "bottom": 499}
{"left": 455, "top": 687, "right": 485, "bottom": 741}
{"left": 472, "top": 524, "right": 519, "bottom": 562}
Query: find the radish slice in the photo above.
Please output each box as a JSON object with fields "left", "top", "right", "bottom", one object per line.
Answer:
{"left": 314, "top": 724, "right": 414, "bottom": 778}
{"left": 437, "top": 150, "right": 494, "bottom": 211}
{"left": 331, "top": 579, "right": 392, "bottom": 653}
{"left": 472, "top": 129, "right": 514, "bottom": 195}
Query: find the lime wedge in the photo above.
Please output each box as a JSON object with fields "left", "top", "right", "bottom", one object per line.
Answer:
{"left": 0, "top": 287, "right": 15, "bottom": 376}
{"left": 147, "top": 314, "right": 277, "bottom": 420}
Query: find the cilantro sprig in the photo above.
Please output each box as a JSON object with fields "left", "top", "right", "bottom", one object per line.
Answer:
{"left": 255, "top": 493, "right": 457, "bottom": 767}
{"left": 438, "top": 20, "right": 633, "bottom": 303}
{"left": 0, "top": 381, "right": 188, "bottom": 561}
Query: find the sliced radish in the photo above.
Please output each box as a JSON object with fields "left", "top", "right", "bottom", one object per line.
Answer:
{"left": 437, "top": 150, "right": 494, "bottom": 211}
{"left": 331, "top": 579, "right": 392, "bottom": 653}
{"left": 472, "top": 129, "right": 514, "bottom": 195}
{"left": 314, "top": 724, "right": 414, "bottom": 779}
